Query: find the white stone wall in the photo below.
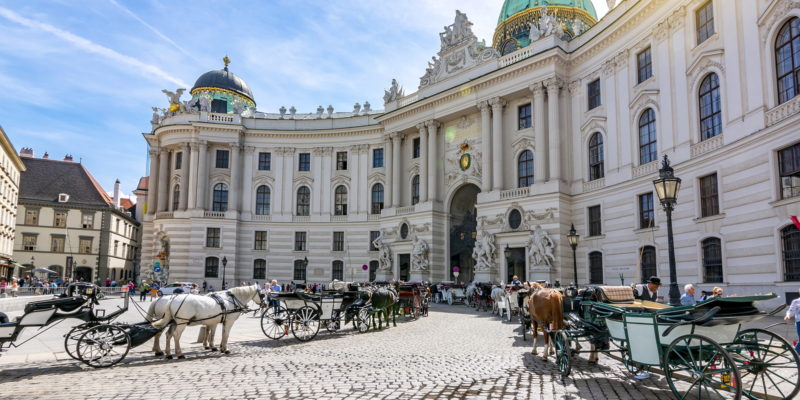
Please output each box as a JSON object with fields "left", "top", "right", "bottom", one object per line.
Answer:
{"left": 0, "top": 141, "right": 21, "bottom": 261}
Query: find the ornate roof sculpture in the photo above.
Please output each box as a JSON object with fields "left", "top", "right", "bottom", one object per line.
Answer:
{"left": 493, "top": 0, "right": 599, "bottom": 55}
{"left": 189, "top": 56, "right": 256, "bottom": 113}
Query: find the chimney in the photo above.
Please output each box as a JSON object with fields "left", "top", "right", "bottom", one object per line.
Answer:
{"left": 19, "top": 147, "right": 33, "bottom": 158}
{"left": 64, "top": 154, "right": 73, "bottom": 161}
{"left": 42, "top": 152, "right": 49, "bottom": 159}
{"left": 113, "top": 179, "right": 121, "bottom": 208}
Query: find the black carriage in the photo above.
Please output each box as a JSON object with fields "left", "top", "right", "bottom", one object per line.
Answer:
{"left": 260, "top": 289, "right": 371, "bottom": 342}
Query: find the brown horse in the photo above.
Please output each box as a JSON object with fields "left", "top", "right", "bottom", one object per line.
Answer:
{"left": 527, "top": 283, "right": 565, "bottom": 361}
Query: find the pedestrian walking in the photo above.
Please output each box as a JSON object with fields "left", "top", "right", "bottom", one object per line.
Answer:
{"left": 784, "top": 288, "right": 800, "bottom": 354}
{"left": 138, "top": 280, "right": 149, "bottom": 301}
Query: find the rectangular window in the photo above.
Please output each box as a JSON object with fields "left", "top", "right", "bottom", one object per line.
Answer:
{"left": 333, "top": 231, "right": 345, "bottom": 252}
{"left": 25, "top": 208, "right": 39, "bottom": 225}
{"left": 258, "top": 152, "right": 271, "bottom": 171}
{"left": 413, "top": 138, "right": 420, "bottom": 158}
{"left": 22, "top": 234, "right": 37, "bottom": 251}
{"left": 206, "top": 227, "right": 221, "bottom": 248}
{"left": 588, "top": 206, "right": 602, "bottom": 237}
{"left": 336, "top": 151, "right": 348, "bottom": 170}
{"left": 373, "top": 148, "right": 384, "bottom": 168}
{"left": 587, "top": 79, "right": 601, "bottom": 110}
{"left": 294, "top": 232, "right": 307, "bottom": 251}
{"left": 639, "top": 193, "right": 655, "bottom": 229}
{"left": 699, "top": 173, "right": 720, "bottom": 217}
{"left": 518, "top": 103, "right": 532, "bottom": 130}
{"left": 696, "top": 1, "right": 715, "bottom": 44}
{"left": 175, "top": 151, "right": 183, "bottom": 170}
{"left": 298, "top": 153, "right": 311, "bottom": 171}
{"left": 113, "top": 240, "right": 119, "bottom": 256}
{"left": 637, "top": 47, "right": 652, "bottom": 84}
{"left": 254, "top": 231, "right": 267, "bottom": 250}
{"left": 779, "top": 143, "right": 800, "bottom": 199}
{"left": 369, "top": 231, "right": 380, "bottom": 251}
{"left": 215, "top": 150, "right": 229, "bottom": 169}
{"left": 53, "top": 210, "right": 68, "bottom": 228}
{"left": 51, "top": 236, "right": 65, "bottom": 253}
{"left": 79, "top": 237, "right": 93, "bottom": 254}
{"left": 332, "top": 261, "right": 344, "bottom": 281}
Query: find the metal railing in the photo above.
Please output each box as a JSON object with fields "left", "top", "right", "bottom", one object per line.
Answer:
{"left": 0, "top": 286, "right": 130, "bottom": 298}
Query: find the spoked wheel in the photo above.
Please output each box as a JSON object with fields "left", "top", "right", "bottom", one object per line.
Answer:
{"left": 554, "top": 331, "right": 571, "bottom": 380}
{"left": 354, "top": 307, "right": 371, "bottom": 333}
{"left": 729, "top": 328, "right": 800, "bottom": 400}
{"left": 291, "top": 306, "right": 320, "bottom": 342}
{"left": 505, "top": 297, "right": 513, "bottom": 322}
{"left": 447, "top": 295, "right": 453, "bottom": 305}
{"left": 76, "top": 324, "right": 131, "bottom": 368}
{"left": 664, "top": 334, "right": 742, "bottom": 400}
{"left": 260, "top": 306, "right": 289, "bottom": 340}
{"left": 64, "top": 324, "right": 92, "bottom": 360}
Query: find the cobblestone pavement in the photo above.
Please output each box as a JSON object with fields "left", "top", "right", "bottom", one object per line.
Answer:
{"left": 0, "top": 298, "right": 788, "bottom": 399}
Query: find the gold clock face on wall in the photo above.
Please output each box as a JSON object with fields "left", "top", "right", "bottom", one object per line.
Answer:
{"left": 459, "top": 153, "right": 471, "bottom": 171}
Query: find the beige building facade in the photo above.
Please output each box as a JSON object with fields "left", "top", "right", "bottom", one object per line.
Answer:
{"left": 0, "top": 126, "right": 25, "bottom": 278}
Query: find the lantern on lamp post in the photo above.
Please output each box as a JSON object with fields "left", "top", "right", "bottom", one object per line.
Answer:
{"left": 652, "top": 155, "right": 682, "bottom": 306}
{"left": 452, "top": 266, "right": 460, "bottom": 283}
{"left": 221, "top": 256, "right": 228, "bottom": 290}
{"left": 567, "top": 224, "right": 579, "bottom": 287}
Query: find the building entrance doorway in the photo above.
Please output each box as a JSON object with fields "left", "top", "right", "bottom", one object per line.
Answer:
{"left": 399, "top": 254, "right": 410, "bottom": 282}
{"left": 74, "top": 267, "right": 92, "bottom": 282}
{"left": 506, "top": 247, "right": 526, "bottom": 283}
{"left": 449, "top": 184, "right": 480, "bottom": 283}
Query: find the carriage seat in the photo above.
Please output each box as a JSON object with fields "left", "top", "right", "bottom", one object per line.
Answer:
{"left": 24, "top": 296, "right": 86, "bottom": 314}
{"left": 594, "top": 286, "right": 636, "bottom": 303}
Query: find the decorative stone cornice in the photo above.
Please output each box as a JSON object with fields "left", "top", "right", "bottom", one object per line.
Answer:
{"left": 477, "top": 100, "right": 491, "bottom": 113}
{"left": 653, "top": 20, "right": 670, "bottom": 41}
{"left": 358, "top": 144, "right": 370, "bottom": 154}
{"left": 489, "top": 97, "right": 506, "bottom": 109}
{"left": 667, "top": 5, "right": 686, "bottom": 29}
{"left": 415, "top": 123, "right": 427, "bottom": 133}
{"left": 544, "top": 77, "right": 563, "bottom": 92}
{"left": 312, "top": 147, "right": 326, "bottom": 156}
{"left": 602, "top": 59, "right": 616, "bottom": 77}
{"left": 389, "top": 131, "right": 404, "bottom": 142}
{"left": 148, "top": 149, "right": 159, "bottom": 157}
{"left": 530, "top": 82, "right": 546, "bottom": 97}
{"left": 512, "top": 136, "right": 535, "bottom": 153}
{"left": 613, "top": 49, "right": 629, "bottom": 68}
{"left": 567, "top": 80, "right": 581, "bottom": 95}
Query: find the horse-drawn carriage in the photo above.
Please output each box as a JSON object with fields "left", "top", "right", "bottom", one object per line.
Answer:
{"left": 528, "top": 284, "right": 799, "bottom": 399}
{"left": 397, "top": 283, "right": 429, "bottom": 319}
{"left": 442, "top": 283, "right": 467, "bottom": 305}
{"left": 260, "top": 289, "right": 371, "bottom": 342}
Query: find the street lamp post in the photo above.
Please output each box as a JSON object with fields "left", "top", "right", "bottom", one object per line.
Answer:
{"left": 504, "top": 245, "right": 512, "bottom": 283}
{"left": 221, "top": 256, "right": 228, "bottom": 290}
{"left": 303, "top": 256, "right": 309, "bottom": 285}
{"left": 567, "top": 224, "right": 579, "bottom": 287}
{"left": 652, "top": 155, "right": 682, "bottom": 306}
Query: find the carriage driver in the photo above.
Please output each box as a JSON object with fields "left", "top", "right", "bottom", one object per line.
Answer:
{"left": 634, "top": 276, "right": 661, "bottom": 302}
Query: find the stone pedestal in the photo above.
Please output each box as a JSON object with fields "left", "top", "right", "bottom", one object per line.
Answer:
{"left": 530, "top": 265, "right": 553, "bottom": 283}
{"left": 410, "top": 270, "right": 426, "bottom": 283}
{"left": 377, "top": 270, "right": 393, "bottom": 282}
{"left": 474, "top": 270, "right": 493, "bottom": 284}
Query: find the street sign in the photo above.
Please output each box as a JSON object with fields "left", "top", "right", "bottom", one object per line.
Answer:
{"left": 154, "top": 266, "right": 162, "bottom": 273}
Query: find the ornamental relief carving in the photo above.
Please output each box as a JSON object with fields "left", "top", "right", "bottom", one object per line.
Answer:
{"left": 512, "top": 136, "right": 534, "bottom": 154}
{"left": 445, "top": 137, "right": 482, "bottom": 186}
{"left": 478, "top": 206, "right": 556, "bottom": 232}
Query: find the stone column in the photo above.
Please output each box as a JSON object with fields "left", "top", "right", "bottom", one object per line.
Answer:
{"left": 147, "top": 148, "right": 159, "bottom": 215}
{"left": 391, "top": 132, "right": 402, "bottom": 208}
{"left": 196, "top": 141, "right": 208, "bottom": 210}
{"left": 187, "top": 142, "right": 199, "bottom": 210}
{"left": 490, "top": 97, "right": 506, "bottom": 191}
{"left": 426, "top": 120, "right": 440, "bottom": 202}
{"left": 384, "top": 135, "right": 394, "bottom": 208}
{"left": 273, "top": 147, "right": 284, "bottom": 214}
{"left": 179, "top": 143, "right": 190, "bottom": 211}
{"left": 545, "top": 78, "right": 562, "bottom": 182}
{"left": 241, "top": 146, "right": 255, "bottom": 216}
{"left": 321, "top": 148, "right": 333, "bottom": 214}
{"left": 478, "top": 101, "right": 492, "bottom": 192}
{"left": 156, "top": 148, "right": 169, "bottom": 212}
{"left": 312, "top": 147, "right": 324, "bottom": 215}
{"left": 228, "top": 143, "right": 241, "bottom": 212}
{"left": 532, "top": 83, "right": 547, "bottom": 183}
{"left": 417, "top": 123, "right": 428, "bottom": 203}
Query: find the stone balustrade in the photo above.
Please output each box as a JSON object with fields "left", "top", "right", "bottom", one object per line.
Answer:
{"left": 690, "top": 134, "right": 724, "bottom": 158}
{"left": 499, "top": 186, "right": 530, "bottom": 200}
{"left": 203, "top": 211, "right": 225, "bottom": 219}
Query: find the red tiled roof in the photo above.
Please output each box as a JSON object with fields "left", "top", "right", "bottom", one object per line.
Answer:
{"left": 119, "top": 198, "right": 134, "bottom": 210}
{"left": 136, "top": 176, "right": 149, "bottom": 191}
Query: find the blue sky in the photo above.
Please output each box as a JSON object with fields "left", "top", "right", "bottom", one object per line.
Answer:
{"left": 0, "top": 0, "right": 608, "bottom": 199}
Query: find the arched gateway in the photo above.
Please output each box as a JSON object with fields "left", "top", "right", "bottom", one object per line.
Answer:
{"left": 448, "top": 184, "right": 480, "bottom": 283}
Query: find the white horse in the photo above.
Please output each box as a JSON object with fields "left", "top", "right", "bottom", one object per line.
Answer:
{"left": 491, "top": 286, "right": 505, "bottom": 316}
{"left": 152, "top": 285, "right": 264, "bottom": 359}
{"left": 148, "top": 294, "right": 217, "bottom": 356}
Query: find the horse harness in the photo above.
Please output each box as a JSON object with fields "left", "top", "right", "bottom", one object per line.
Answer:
{"left": 170, "top": 291, "right": 253, "bottom": 326}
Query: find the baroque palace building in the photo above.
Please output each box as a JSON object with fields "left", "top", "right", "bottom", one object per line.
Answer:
{"left": 143, "top": 0, "right": 800, "bottom": 307}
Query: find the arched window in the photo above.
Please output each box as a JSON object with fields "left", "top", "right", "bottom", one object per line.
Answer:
{"left": 699, "top": 73, "right": 722, "bottom": 140}
{"left": 296, "top": 186, "right": 310, "bottom": 216}
{"left": 371, "top": 183, "right": 384, "bottom": 214}
{"left": 517, "top": 150, "right": 534, "bottom": 187}
{"left": 640, "top": 246, "right": 657, "bottom": 283}
{"left": 783, "top": 225, "right": 800, "bottom": 281}
{"left": 589, "top": 251, "right": 603, "bottom": 284}
{"left": 411, "top": 175, "right": 420, "bottom": 205}
{"left": 639, "top": 108, "right": 657, "bottom": 165}
{"left": 172, "top": 184, "right": 180, "bottom": 211}
{"left": 332, "top": 260, "right": 344, "bottom": 281}
{"left": 701, "top": 238, "right": 723, "bottom": 283}
{"left": 334, "top": 185, "right": 348, "bottom": 216}
{"left": 501, "top": 40, "right": 517, "bottom": 56}
{"left": 253, "top": 259, "right": 266, "bottom": 280}
{"left": 293, "top": 259, "right": 307, "bottom": 281}
{"left": 776, "top": 18, "right": 800, "bottom": 104}
{"left": 255, "top": 185, "right": 271, "bottom": 215}
{"left": 212, "top": 183, "right": 228, "bottom": 212}
{"left": 588, "top": 133, "right": 604, "bottom": 181}
{"left": 204, "top": 257, "right": 219, "bottom": 278}
{"left": 369, "top": 260, "right": 378, "bottom": 282}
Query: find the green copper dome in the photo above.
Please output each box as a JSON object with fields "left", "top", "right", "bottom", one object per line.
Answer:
{"left": 498, "top": 0, "right": 598, "bottom": 24}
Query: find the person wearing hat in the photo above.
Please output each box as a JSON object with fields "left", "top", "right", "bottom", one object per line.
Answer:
{"left": 634, "top": 276, "right": 661, "bottom": 302}
{"left": 138, "top": 280, "right": 149, "bottom": 302}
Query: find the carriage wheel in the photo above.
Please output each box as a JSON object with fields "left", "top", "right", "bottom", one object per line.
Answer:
{"left": 354, "top": 307, "right": 371, "bottom": 333}
{"left": 64, "top": 324, "right": 92, "bottom": 360}
{"left": 505, "top": 297, "right": 513, "bottom": 322}
{"left": 422, "top": 301, "right": 429, "bottom": 317}
{"left": 729, "top": 328, "right": 800, "bottom": 400}
{"left": 290, "top": 306, "right": 320, "bottom": 342}
{"left": 447, "top": 295, "right": 453, "bottom": 305}
{"left": 76, "top": 324, "right": 131, "bottom": 368}
{"left": 664, "top": 334, "right": 742, "bottom": 400}
{"left": 554, "top": 331, "right": 571, "bottom": 379}
{"left": 621, "top": 349, "right": 645, "bottom": 376}
{"left": 260, "top": 306, "right": 289, "bottom": 340}
{"left": 520, "top": 317, "right": 528, "bottom": 341}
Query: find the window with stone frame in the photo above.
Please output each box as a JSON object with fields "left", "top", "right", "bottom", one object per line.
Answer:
{"left": 296, "top": 186, "right": 311, "bottom": 216}
{"left": 254, "top": 231, "right": 267, "bottom": 250}
{"left": 336, "top": 151, "right": 348, "bottom": 170}
{"left": 212, "top": 183, "right": 228, "bottom": 212}
{"left": 588, "top": 133, "right": 604, "bottom": 180}
{"left": 587, "top": 79, "right": 601, "bottom": 110}
{"left": 205, "top": 257, "right": 219, "bottom": 278}
{"left": 258, "top": 152, "right": 271, "bottom": 171}
{"left": 518, "top": 103, "right": 532, "bottom": 130}
{"left": 639, "top": 192, "right": 655, "bottom": 229}
{"left": 699, "top": 173, "right": 719, "bottom": 217}
{"left": 412, "top": 138, "right": 420, "bottom": 159}
{"left": 256, "top": 185, "right": 271, "bottom": 215}
{"left": 206, "top": 227, "right": 221, "bottom": 248}
{"left": 779, "top": 142, "right": 800, "bottom": 199}
{"left": 215, "top": 150, "right": 229, "bottom": 169}
{"left": 79, "top": 237, "right": 93, "bottom": 254}
{"left": 373, "top": 148, "right": 384, "bottom": 168}
{"left": 637, "top": 47, "right": 653, "bottom": 84}
{"left": 22, "top": 234, "right": 37, "bottom": 251}
{"left": 332, "top": 260, "right": 344, "bottom": 281}
{"left": 640, "top": 246, "right": 657, "bottom": 282}
{"left": 253, "top": 259, "right": 266, "bottom": 280}
{"left": 293, "top": 259, "right": 306, "bottom": 281}
{"left": 294, "top": 231, "right": 307, "bottom": 251}
{"left": 776, "top": 18, "right": 800, "bottom": 104}
{"left": 53, "top": 210, "right": 68, "bottom": 228}
{"left": 369, "top": 231, "right": 380, "bottom": 251}
{"left": 113, "top": 240, "right": 119, "bottom": 256}
{"left": 334, "top": 186, "right": 348, "bottom": 216}
{"left": 638, "top": 108, "right": 657, "bottom": 165}
{"left": 696, "top": 1, "right": 715, "bottom": 44}
{"left": 588, "top": 205, "right": 602, "bottom": 237}
{"left": 702, "top": 237, "right": 723, "bottom": 283}
{"left": 699, "top": 73, "right": 722, "bottom": 140}
{"left": 411, "top": 175, "right": 420, "bottom": 205}
{"left": 51, "top": 236, "right": 65, "bottom": 252}
{"left": 298, "top": 153, "right": 311, "bottom": 171}
{"left": 371, "top": 184, "right": 384, "bottom": 215}
{"left": 175, "top": 151, "right": 182, "bottom": 170}
{"left": 25, "top": 208, "right": 39, "bottom": 225}
{"left": 517, "top": 150, "right": 534, "bottom": 188}
{"left": 783, "top": 224, "right": 800, "bottom": 281}
{"left": 333, "top": 231, "right": 345, "bottom": 252}
{"left": 589, "top": 251, "right": 603, "bottom": 284}
{"left": 172, "top": 185, "right": 180, "bottom": 211}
